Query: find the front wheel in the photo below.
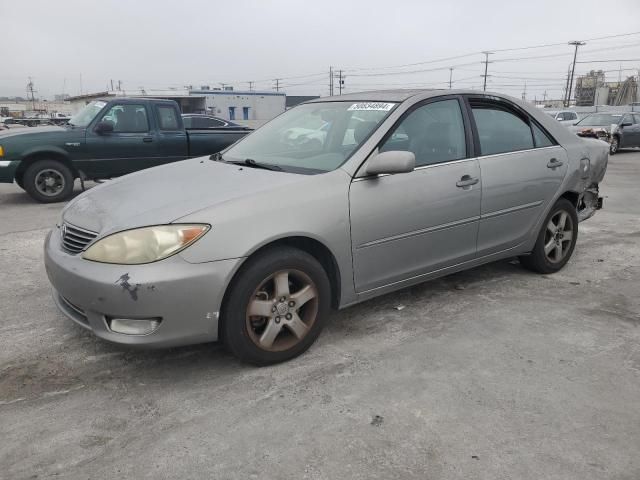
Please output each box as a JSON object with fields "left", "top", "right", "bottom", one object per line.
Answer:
{"left": 221, "top": 247, "right": 331, "bottom": 365}
{"left": 520, "top": 198, "right": 578, "bottom": 274}
{"left": 23, "top": 160, "right": 75, "bottom": 203}
{"left": 610, "top": 136, "right": 619, "bottom": 155}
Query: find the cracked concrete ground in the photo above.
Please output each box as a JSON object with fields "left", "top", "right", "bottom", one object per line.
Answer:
{"left": 1, "top": 151, "right": 639, "bottom": 479}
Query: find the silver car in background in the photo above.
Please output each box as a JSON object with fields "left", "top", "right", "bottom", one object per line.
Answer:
{"left": 45, "top": 90, "right": 608, "bottom": 365}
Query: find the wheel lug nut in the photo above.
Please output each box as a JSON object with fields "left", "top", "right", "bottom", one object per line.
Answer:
{"left": 279, "top": 297, "right": 286, "bottom": 302}
{"left": 285, "top": 313, "right": 292, "bottom": 320}
{"left": 271, "top": 306, "right": 277, "bottom": 313}
{"left": 275, "top": 317, "right": 281, "bottom": 324}
{"left": 288, "top": 301, "right": 295, "bottom": 307}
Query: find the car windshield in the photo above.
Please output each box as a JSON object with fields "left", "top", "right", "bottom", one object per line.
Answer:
{"left": 223, "top": 101, "right": 397, "bottom": 173}
{"left": 69, "top": 100, "right": 108, "bottom": 127}
{"left": 576, "top": 114, "right": 622, "bottom": 126}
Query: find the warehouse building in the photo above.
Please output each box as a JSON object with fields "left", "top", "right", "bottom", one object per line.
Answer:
{"left": 66, "top": 87, "right": 286, "bottom": 128}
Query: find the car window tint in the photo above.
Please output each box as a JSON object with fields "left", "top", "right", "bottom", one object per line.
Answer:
{"left": 182, "top": 117, "right": 193, "bottom": 128}
{"left": 471, "top": 104, "right": 534, "bottom": 155}
{"left": 157, "top": 106, "right": 179, "bottom": 130}
{"left": 379, "top": 99, "right": 466, "bottom": 167}
{"left": 633, "top": 114, "right": 640, "bottom": 124}
{"left": 570, "top": 112, "right": 578, "bottom": 120}
{"left": 532, "top": 123, "right": 554, "bottom": 148}
{"left": 101, "top": 104, "right": 148, "bottom": 133}
{"left": 622, "top": 114, "right": 633, "bottom": 124}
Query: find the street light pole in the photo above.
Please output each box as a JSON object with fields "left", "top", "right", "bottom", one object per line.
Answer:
{"left": 567, "top": 41, "right": 586, "bottom": 107}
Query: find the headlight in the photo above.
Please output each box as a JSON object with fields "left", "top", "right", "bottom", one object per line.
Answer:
{"left": 82, "top": 224, "right": 209, "bottom": 264}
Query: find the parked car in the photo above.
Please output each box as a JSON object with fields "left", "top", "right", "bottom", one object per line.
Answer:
{"left": 182, "top": 114, "right": 250, "bottom": 130}
{"left": 570, "top": 112, "right": 640, "bottom": 154}
{"left": 45, "top": 90, "right": 608, "bottom": 365}
{"left": 547, "top": 110, "right": 580, "bottom": 126}
{"left": 0, "top": 98, "right": 250, "bottom": 202}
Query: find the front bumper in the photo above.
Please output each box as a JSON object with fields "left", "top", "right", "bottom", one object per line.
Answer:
{"left": 0, "top": 160, "right": 19, "bottom": 183}
{"left": 44, "top": 229, "right": 242, "bottom": 347}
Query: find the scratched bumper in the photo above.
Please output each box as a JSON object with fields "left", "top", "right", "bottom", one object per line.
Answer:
{"left": 44, "top": 229, "right": 241, "bottom": 347}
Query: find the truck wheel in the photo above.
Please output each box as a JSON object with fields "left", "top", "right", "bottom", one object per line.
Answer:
{"left": 222, "top": 247, "right": 331, "bottom": 365}
{"left": 23, "top": 160, "right": 75, "bottom": 203}
{"left": 520, "top": 198, "right": 578, "bottom": 274}
{"left": 15, "top": 176, "right": 25, "bottom": 190}
{"left": 610, "top": 136, "right": 619, "bottom": 155}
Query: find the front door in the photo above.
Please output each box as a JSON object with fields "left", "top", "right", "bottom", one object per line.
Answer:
{"left": 349, "top": 98, "right": 481, "bottom": 294}
{"left": 620, "top": 114, "right": 640, "bottom": 147}
{"left": 466, "top": 97, "right": 568, "bottom": 256}
{"left": 83, "top": 102, "right": 158, "bottom": 177}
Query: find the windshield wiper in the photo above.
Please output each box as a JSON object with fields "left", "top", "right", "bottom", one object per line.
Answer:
{"left": 226, "top": 158, "right": 283, "bottom": 171}
{"left": 209, "top": 152, "right": 224, "bottom": 161}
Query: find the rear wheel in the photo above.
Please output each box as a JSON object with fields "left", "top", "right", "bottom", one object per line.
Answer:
{"left": 222, "top": 247, "right": 331, "bottom": 365}
{"left": 23, "top": 160, "right": 74, "bottom": 203}
{"left": 520, "top": 198, "right": 578, "bottom": 274}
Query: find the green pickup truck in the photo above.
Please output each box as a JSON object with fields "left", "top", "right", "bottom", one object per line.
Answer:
{"left": 0, "top": 98, "right": 250, "bottom": 202}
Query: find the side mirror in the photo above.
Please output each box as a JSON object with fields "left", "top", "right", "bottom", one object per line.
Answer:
{"left": 95, "top": 121, "right": 114, "bottom": 134}
{"left": 621, "top": 122, "right": 632, "bottom": 128}
{"left": 365, "top": 151, "right": 415, "bottom": 176}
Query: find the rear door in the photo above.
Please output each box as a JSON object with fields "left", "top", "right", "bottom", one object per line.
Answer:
{"left": 620, "top": 114, "right": 640, "bottom": 147}
{"left": 154, "top": 103, "right": 189, "bottom": 164}
{"left": 466, "top": 96, "right": 568, "bottom": 256}
{"left": 84, "top": 102, "right": 158, "bottom": 176}
{"left": 349, "top": 97, "right": 481, "bottom": 293}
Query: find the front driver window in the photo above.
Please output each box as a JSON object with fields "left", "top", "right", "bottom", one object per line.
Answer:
{"left": 379, "top": 99, "right": 467, "bottom": 167}
{"left": 100, "top": 104, "right": 149, "bottom": 133}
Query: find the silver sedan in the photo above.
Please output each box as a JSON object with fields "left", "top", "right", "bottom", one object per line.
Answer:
{"left": 45, "top": 90, "right": 608, "bottom": 365}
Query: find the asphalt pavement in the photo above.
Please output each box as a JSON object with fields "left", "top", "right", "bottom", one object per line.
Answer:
{"left": 1, "top": 151, "right": 639, "bottom": 479}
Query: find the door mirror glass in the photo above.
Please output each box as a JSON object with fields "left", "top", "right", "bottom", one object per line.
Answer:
{"left": 365, "top": 151, "right": 415, "bottom": 175}
{"left": 95, "top": 121, "right": 114, "bottom": 134}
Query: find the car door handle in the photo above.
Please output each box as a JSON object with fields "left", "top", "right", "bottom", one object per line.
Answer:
{"left": 547, "top": 158, "right": 563, "bottom": 168}
{"left": 143, "top": 137, "right": 153, "bottom": 143}
{"left": 456, "top": 175, "right": 479, "bottom": 188}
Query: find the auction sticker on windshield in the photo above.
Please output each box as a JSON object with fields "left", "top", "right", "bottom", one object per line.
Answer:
{"left": 347, "top": 102, "right": 395, "bottom": 111}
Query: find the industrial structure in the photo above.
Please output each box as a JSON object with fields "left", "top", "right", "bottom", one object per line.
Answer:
{"left": 575, "top": 70, "right": 639, "bottom": 106}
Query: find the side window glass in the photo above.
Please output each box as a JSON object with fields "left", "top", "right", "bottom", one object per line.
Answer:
{"left": 208, "top": 118, "right": 225, "bottom": 127}
{"left": 633, "top": 114, "right": 640, "bottom": 124}
{"left": 379, "top": 99, "right": 466, "bottom": 167}
{"left": 157, "top": 106, "right": 179, "bottom": 130}
{"left": 471, "top": 103, "right": 534, "bottom": 155}
{"left": 532, "top": 123, "right": 554, "bottom": 148}
{"left": 100, "top": 104, "right": 148, "bottom": 133}
{"left": 622, "top": 114, "right": 633, "bottom": 125}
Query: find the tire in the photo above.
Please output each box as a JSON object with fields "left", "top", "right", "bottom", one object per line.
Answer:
{"left": 23, "top": 160, "right": 75, "bottom": 203}
{"left": 222, "top": 246, "right": 331, "bottom": 365}
{"left": 520, "top": 198, "right": 578, "bottom": 274}
{"left": 610, "top": 136, "right": 619, "bottom": 155}
{"left": 15, "top": 176, "right": 25, "bottom": 190}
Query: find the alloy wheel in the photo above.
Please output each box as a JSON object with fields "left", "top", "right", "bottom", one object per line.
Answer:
{"left": 245, "top": 269, "right": 319, "bottom": 352}
{"left": 544, "top": 210, "right": 574, "bottom": 263}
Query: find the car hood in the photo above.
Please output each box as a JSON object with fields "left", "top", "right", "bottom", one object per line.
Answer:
{"left": 62, "top": 158, "right": 304, "bottom": 235}
{"left": 0, "top": 125, "right": 65, "bottom": 138}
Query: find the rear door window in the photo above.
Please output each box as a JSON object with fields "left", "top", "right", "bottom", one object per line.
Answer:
{"left": 470, "top": 101, "right": 534, "bottom": 155}
{"left": 156, "top": 106, "right": 180, "bottom": 130}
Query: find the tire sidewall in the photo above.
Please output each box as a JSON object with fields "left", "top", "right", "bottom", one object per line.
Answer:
{"left": 528, "top": 198, "right": 579, "bottom": 273}
{"left": 222, "top": 247, "right": 331, "bottom": 365}
{"left": 23, "top": 160, "right": 74, "bottom": 203}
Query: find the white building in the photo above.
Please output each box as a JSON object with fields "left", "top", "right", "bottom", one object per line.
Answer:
{"left": 66, "top": 88, "right": 286, "bottom": 128}
{"left": 193, "top": 90, "right": 286, "bottom": 128}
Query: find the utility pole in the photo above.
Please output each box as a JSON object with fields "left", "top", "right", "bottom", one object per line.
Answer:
{"left": 79, "top": 73, "right": 83, "bottom": 96}
{"left": 248, "top": 81, "right": 254, "bottom": 91}
{"left": 567, "top": 41, "right": 586, "bottom": 107}
{"left": 110, "top": 79, "right": 114, "bottom": 91}
{"left": 449, "top": 67, "right": 453, "bottom": 89}
{"left": 521, "top": 82, "right": 527, "bottom": 101}
{"left": 27, "top": 77, "right": 36, "bottom": 110}
{"left": 329, "top": 66, "right": 334, "bottom": 96}
{"left": 481, "top": 52, "right": 492, "bottom": 91}
{"left": 562, "top": 64, "right": 571, "bottom": 106}
{"left": 273, "top": 78, "right": 281, "bottom": 92}
{"left": 117, "top": 80, "right": 122, "bottom": 91}
{"left": 337, "top": 70, "right": 344, "bottom": 95}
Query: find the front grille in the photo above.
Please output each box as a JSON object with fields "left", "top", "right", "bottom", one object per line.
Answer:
{"left": 61, "top": 222, "right": 98, "bottom": 254}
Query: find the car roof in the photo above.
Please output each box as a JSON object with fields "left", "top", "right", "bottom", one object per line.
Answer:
{"left": 305, "top": 89, "right": 533, "bottom": 104}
